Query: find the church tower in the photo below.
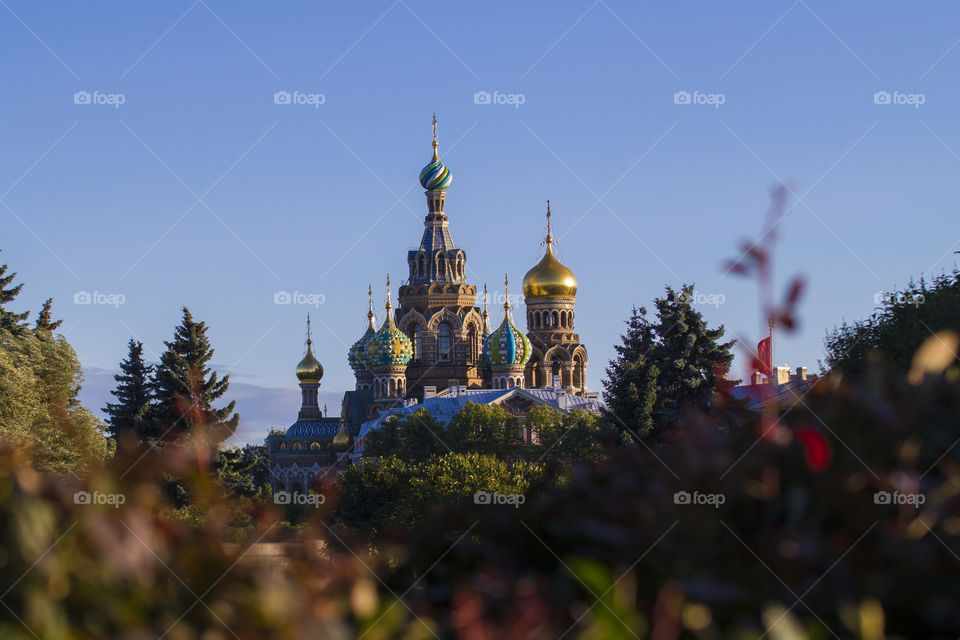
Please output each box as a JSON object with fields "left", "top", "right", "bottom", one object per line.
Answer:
{"left": 522, "top": 202, "right": 588, "bottom": 394}
{"left": 396, "top": 115, "right": 484, "bottom": 397}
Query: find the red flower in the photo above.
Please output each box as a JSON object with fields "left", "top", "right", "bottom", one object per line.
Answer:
{"left": 795, "top": 425, "right": 831, "bottom": 473}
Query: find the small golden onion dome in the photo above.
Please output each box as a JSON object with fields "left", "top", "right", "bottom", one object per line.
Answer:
{"left": 522, "top": 243, "right": 578, "bottom": 298}
{"left": 332, "top": 422, "right": 351, "bottom": 451}
{"left": 296, "top": 342, "right": 323, "bottom": 383}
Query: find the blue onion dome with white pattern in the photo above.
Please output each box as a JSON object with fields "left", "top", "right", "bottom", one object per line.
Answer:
{"left": 363, "top": 282, "right": 413, "bottom": 368}
{"left": 419, "top": 115, "right": 452, "bottom": 191}
{"left": 348, "top": 288, "right": 377, "bottom": 374}
{"left": 483, "top": 289, "right": 532, "bottom": 366}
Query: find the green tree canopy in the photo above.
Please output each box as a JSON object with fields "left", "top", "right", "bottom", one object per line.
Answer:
{"left": 153, "top": 307, "right": 238, "bottom": 443}
{"left": 104, "top": 339, "right": 157, "bottom": 442}
{"left": 825, "top": 271, "right": 960, "bottom": 377}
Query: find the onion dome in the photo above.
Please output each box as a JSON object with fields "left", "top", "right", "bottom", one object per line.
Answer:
{"left": 348, "top": 286, "right": 377, "bottom": 374}
{"left": 522, "top": 201, "right": 578, "bottom": 298}
{"left": 332, "top": 421, "right": 352, "bottom": 451}
{"left": 483, "top": 276, "right": 532, "bottom": 366}
{"left": 419, "top": 114, "right": 452, "bottom": 191}
{"left": 364, "top": 276, "right": 413, "bottom": 368}
{"left": 481, "top": 283, "right": 491, "bottom": 337}
{"left": 296, "top": 316, "right": 324, "bottom": 383}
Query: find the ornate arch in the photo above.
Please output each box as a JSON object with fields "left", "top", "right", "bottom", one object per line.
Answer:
{"left": 427, "top": 307, "right": 463, "bottom": 332}
{"left": 397, "top": 309, "right": 428, "bottom": 333}
{"left": 544, "top": 345, "right": 573, "bottom": 363}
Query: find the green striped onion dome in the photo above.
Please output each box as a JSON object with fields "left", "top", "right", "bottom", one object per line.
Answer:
{"left": 483, "top": 308, "right": 532, "bottom": 366}
{"left": 364, "top": 316, "right": 413, "bottom": 368}
{"left": 419, "top": 151, "right": 452, "bottom": 191}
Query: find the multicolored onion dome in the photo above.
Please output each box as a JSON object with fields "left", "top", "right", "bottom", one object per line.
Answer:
{"left": 419, "top": 149, "right": 452, "bottom": 191}
{"left": 348, "top": 325, "right": 375, "bottom": 374}
{"left": 296, "top": 342, "right": 323, "bottom": 383}
{"left": 483, "top": 305, "right": 532, "bottom": 366}
{"left": 364, "top": 315, "right": 413, "bottom": 368}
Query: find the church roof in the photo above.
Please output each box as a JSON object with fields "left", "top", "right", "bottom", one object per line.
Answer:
{"left": 285, "top": 418, "right": 342, "bottom": 439}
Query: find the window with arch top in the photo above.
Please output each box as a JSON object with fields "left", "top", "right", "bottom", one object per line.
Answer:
{"left": 438, "top": 323, "right": 452, "bottom": 361}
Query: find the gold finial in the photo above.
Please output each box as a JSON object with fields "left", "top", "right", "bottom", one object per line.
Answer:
{"left": 543, "top": 200, "right": 554, "bottom": 247}
{"left": 504, "top": 273, "right": 511, "bottom": 309}
{"left": 483, "top": 283, "right": 489, "bottom": 316}
{"left": 431, "top": 113, "right": 439, "bottom": 160}
{"left": 306, "top": 313, "right": 312, "bottom": 347}
{"left": 385, "top": 274, "right": 392, "bottom": 312}
{"left": 366, "top": 284, "right": 376, "bottom": 329}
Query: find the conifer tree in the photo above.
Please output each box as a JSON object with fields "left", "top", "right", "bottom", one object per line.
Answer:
{"left": 651, "top": 285, "right": 735, "bottom": 433}
{"left": 104, "top": 339, "right": 157, "bottom": 442}
{"left": 602, "top": 306, "right": 659, "bottom": 442}
{"left": 0, "top": 253, "right": 29, "bottom": 333}
{"left": 153, "top": 307, "right": 238, "bottom": 442}
{"left": 34, "top": 298, "right": 63, "bottom": 331}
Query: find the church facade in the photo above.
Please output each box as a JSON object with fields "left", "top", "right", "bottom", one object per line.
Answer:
{"left": 268, "top": 117, "right": 595, "bottom": 490}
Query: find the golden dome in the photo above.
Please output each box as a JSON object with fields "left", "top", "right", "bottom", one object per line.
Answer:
{"left": 332, "top": 421, "right": 352, "bottom": 451}
{"left": 296, "top": 344, "right": 323, "bottom": 383}
{"left": 296, "top": 315, "right": 323, "bottom": 383}
{"left": 522, "top": 200, "right": 578, "bottom": 299}
{"left": 522, "top": 243, "right": 578, "bottom": 298}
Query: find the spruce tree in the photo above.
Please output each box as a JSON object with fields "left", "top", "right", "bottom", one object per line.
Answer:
{"left": 0, "top": 253, "right": 29, "bottom": 333}
{"left": 651, "top": 285, "right": 735, "bottom": 434}
{"left": 153, "top": 307, "right": 238, "bottom": 442}
{"left": 104, "top": 339, "right": 157, "bottom": 442}
{"left": 34, "top": 298, "right": 63, "bottom": 331}
{"left": 602, "top": 306, "right": 659, "bottom": 442}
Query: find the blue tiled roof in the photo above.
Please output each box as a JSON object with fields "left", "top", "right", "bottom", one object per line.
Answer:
{"left": 286, "top": 418, "right": 341, "bottom": 438}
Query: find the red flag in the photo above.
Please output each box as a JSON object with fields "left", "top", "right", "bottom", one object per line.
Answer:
{"left": 756, "top": 337, "right": 772, "bottom": 376}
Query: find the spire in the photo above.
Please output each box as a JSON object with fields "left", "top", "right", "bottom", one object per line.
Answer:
{"left": 543, "top": 200, "right": 554, "bottom": 247}
{"left": 431, "top": 113, "right": 439, "bottom": 161}
{"left": 367, "top": 284, "right": 375, "bottom": 330}
{"left": 306, "top": 313, "right": 312, "bottom": 347}
{"left": 504, "top": 273, "right": 511, "bottom": 310}
{"left": 385, "top": 274, "right": 392, "bottom": 314}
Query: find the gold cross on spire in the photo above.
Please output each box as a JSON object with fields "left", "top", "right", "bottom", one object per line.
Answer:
{"left": 483, "top": 283, "right": 488, "bottom": 315}
{"left": 504, "top": 273, "right": 511, "bottom": 309}
{"left": 543, "top": 199, "right": 554, "bottom": 247}
{"left": 431, "top": 113, "right": 439, "bottom": 159}
{"left": 306, "top": 313, "right": 312, "bottom": 346}
{"left": 385, "top": 274, "right": 392, "bottom": 311}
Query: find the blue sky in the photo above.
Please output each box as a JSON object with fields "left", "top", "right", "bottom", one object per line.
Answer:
{"left": 2, "top": 1, "right": 959, "bottom": 443}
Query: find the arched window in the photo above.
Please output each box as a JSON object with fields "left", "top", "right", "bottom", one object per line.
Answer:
{"left": 468, "top": 325, "right": 478, "bottom": 362}
{"left": 552, "top": 311, "right": 559, "bottom": 327}
{"left": 411, "top": 324, "right": 421, "bottom": 360}
{"left": 438, "top": 323, "right": 452, "bottom": 361}
{"left": 535, "top": 311, "right": 541, "bottom": 329}
{"left": 389, "top": 379, "right": 396, "bottom": 397}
